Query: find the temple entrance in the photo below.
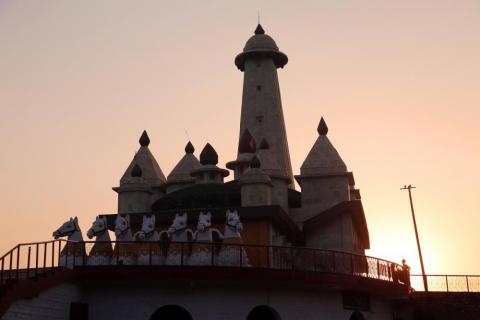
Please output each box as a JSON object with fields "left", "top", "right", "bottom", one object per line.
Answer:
{"left": 247, "top": 305, "right": 281, "bottom": 320}
{"left": 150, "top": 305, "right": 192, "bottom": 320}
{"left": 350, "top": 311, "right": 366, "bottom": 320}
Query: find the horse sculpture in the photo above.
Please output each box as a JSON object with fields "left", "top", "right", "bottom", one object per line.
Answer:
{"left": 114, "top": 214, "right": 136, "bottom": 265}
{"left": 217, "top": 210, "right": 249, "bottom": 266}
{"left": 134, "top": 215, "right": 164, "bottom": 265}
{"left": 52, "top": 217, "right": 86, "bottom": 267}
{"left": 189, "top": 212, "right": 222, "bottom": 266}
{"left": 86, "top": 215, "right": 113, "bottom": 266}
{"left": 165, "top": 213, "right": 192, "bottom": 265}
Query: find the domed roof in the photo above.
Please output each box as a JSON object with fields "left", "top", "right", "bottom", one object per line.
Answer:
{"left": 244, "top": 31, "right": 279, "bottom": 52}
{"left": 235, "top": 24, "right": 288, "bottom": 71}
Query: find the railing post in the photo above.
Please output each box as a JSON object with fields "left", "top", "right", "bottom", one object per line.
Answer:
{"left": 16, "top": 246, "right": 20, "bottom": 280}
{"left": 35, "top": 243, "right": 39, "bottom": 277}
{"left": 1, "top": 258, "right": 4, "bottom": 284}
{"left": 51, "top": 241, "right": 55, "bottom": 271}
{"left": 82, "top": 242, "right": 86, "bottom": 266}
{"left": 350, "top": 254, "right": 354, "bottom": 275}
{"left": 466, "top": 276, "right": 470, "bottom": 293}
{"left": 57, "top": 241, "right": 62, "bottom": 267}
{"left": 377, "top": 259, "right": 380, "bottom": 279}
{"left": 72, "top": 243, "right": 76, "bottom": 267}
{"left": 445, "top": 275, "right": 449, "bottom": 292}
{"left": 332, "top": 251, "right": 336, "bottom": 273}
{"left": 9, "top": 251, "right": 13, "bottom": 280}
{"left": 26, "top": 247, "right": 31, "bottom": 278}
{"left": 115, "top": 242, "right": 119, "bottom": 265}
{"left": 211, "top": 243, "right": 214, "bottom": 266}
{"left": 291, "top": 247, "right": 295, "bottom": 271}
{"left": 43, "top": 243, "right": 47, "bottom": 270}
{"left": 180, "top": 243, "right": 184, "bottom": 266}
{"left": 149, "top": 242, "right": 152, "bottom": 266}
{"left": 239, "top": 245, "right": 243, "bottom": 267}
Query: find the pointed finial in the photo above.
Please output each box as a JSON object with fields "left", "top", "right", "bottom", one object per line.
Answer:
{"left": 259, "top": 138, "right": 269, "bottom": 150}
{"left": 258, "top": 10, "right": 260, "bottom": 25}
{"left": 317, "top": 117, "right": 328, "bottom": 136}
{"left": 185, "top": 141, "right": 195, "bottom": 154}
{"left": 139, "top": 130, "right": 150, "bottom": 146}
{"left": 250, "top": 155, "right": 261, "bottom": 169}
{"left": 200, "top": 143, "right": 218, "bottom": 165}
{"left": 131, "top": 163, "right": 142, "bottom": 177}
{"left": 238, "top": 129, "right": 256, "bottom": 153}
{"left": 255, "top": 24, "right": 265, "bottom": 35}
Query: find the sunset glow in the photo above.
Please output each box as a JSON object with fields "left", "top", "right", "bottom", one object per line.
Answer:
{"left": 0, "top": 0, "right": 479, "bottom": 276}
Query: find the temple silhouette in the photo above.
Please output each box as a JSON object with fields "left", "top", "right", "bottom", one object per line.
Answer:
{"left": 0, "top": 24, "right": 478, "bottom": 320}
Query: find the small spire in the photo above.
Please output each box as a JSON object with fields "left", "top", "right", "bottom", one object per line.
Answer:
{"left": 254, "top": 24, "right": 265, "bottom": 35}
{"left": 131, "top": 163, "right": 142, "bottom": 177}
{"left": 139, "top": 130, "right": 150, "bottom": 146}
{"left": 250, "top": 155, "right": 261, "bottom": 169}
{"left": 185, "top": 141, "right": 195, "bottom": 154}
{"left": 317, "top": 117, "right": 328, "bottom": 136}
{"left": 259, "top": 138, "right": 269, "bottom": 150}
{"left": 200, "top": 143, "right": 218, "bottom": 165}
{"left": 238, "top": 129, "right": 256, "bottom": 153}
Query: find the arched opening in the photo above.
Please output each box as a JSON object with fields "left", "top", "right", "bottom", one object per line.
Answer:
{"left": 150, "top": 305, "right": 192, "bottom": 320}
{"left": 350, "top": 311, "right": 365, "bottom": 320}
{"left": 247, "top": 305, "right": 281, "bottom": 320}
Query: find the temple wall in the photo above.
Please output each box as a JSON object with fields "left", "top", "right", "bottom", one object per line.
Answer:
{"left": 118, "top": 191, "right": 151, "bottom": 213}
{"left": 3, "top": 283, "right": 80, "bottom": 320}
{"left": 84, "top": 285, "right": 393, "bottom": 320}
{"left": 298, "top": 176, "right": 350, "bottom": 221}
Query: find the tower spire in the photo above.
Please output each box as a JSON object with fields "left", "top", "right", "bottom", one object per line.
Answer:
{"left": 232, "top": 24, "right": 293, "bottom": 187}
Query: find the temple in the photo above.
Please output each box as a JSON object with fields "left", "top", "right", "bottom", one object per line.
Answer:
{"left": 1, "top": 24, "right": 475, "bottom": 320}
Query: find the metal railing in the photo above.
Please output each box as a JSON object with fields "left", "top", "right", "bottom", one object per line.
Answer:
{"left": 0, "top": 240, "right": 64, "bottom": 285}
{"left": 410, "top": 275, "right": 480, "bottom": 292}
{"left": 1, "top": 240, "right": 406, "bottom": 286}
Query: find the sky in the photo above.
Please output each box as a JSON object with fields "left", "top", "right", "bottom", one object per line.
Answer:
{"left": 0, "top": 0, "right": 479, "bottom": 276}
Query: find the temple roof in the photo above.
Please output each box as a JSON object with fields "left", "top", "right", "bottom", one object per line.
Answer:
{"left": 255, "top": 138, "right": 287, "bottom": 178}
{"left": 167, "top": 141, "right": 201, "bottom": 183}
{"left": 243, "top": 24, "right": 279, "bottom": 52}
{"left": 300, "top": 118, "right": 347, "bottom": 176}
{"left": 235, "top": 24, "right": 288, "bottom": 71}
{"left": 120, "top": 131, "right": 166, "bottom": 186}
{"left": 199, "top": 143, "right": 218, "bottom": 165}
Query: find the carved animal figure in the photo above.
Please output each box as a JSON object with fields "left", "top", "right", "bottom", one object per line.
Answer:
{"left": 114, "top": 214, "right": 136, "bottom": 265}
{"left": 86, "top": 215, "right": 113, "bottom": 265}
{"left": 165, "top": 213, "right": 192, "bottom": 265}
{"left": 218, "top": 210, "right": 249, "bottom": 266}
{"left": 189, "top": 212, "right": 221, "bottom": 266}
{"left": 134, "top": 215, "right": 163, "bottom": 265}
{"left": 52, "top": 217, "right": 85, "bottom": 267}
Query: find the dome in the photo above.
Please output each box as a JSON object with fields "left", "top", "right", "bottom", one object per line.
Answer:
{"left": 244, "top": 34, "right": 279, "bottom": 52}
{"left": 235, "top": 24, "right": 288, "bottom": 71}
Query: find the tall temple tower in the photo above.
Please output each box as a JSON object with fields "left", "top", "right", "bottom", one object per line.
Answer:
{"left": 228, "top": 24, "right": 294, "bottom": 190}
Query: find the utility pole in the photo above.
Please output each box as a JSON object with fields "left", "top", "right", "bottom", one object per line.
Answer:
{"left": 401, "top": 185, "right": 428, "bottom": 291}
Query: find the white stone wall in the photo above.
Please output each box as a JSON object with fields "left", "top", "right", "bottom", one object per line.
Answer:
{"left": 241, "top": 183, "right": 272, "bottom": 207}
{"left": 304, "top": 212, "right": 363, "bottom": 254}
{"left": 3, "top": 283, "right": 80, "bottom": 320}
{"left": 82, "top": 284, "right": 392, "bottom": 320}
{"left": 118, "top": 190, "right": 151, "bottom": 213}
{"left": 3, "top": 281, "right": 394, "bottom": 320}
{"left": 299, "top": 176, "right": 351, "bottom": 221}
{"left": 271, "top": 178, "right": 289, "bottom": 212}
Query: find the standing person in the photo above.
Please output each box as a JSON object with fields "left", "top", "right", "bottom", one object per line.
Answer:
{"left": 402, "top": 259, "right": 411, "bottom": 289}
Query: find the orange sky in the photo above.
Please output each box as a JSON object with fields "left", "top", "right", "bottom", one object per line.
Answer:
{"left": 0, "top": 1, "right": 479, "bottom": 276}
